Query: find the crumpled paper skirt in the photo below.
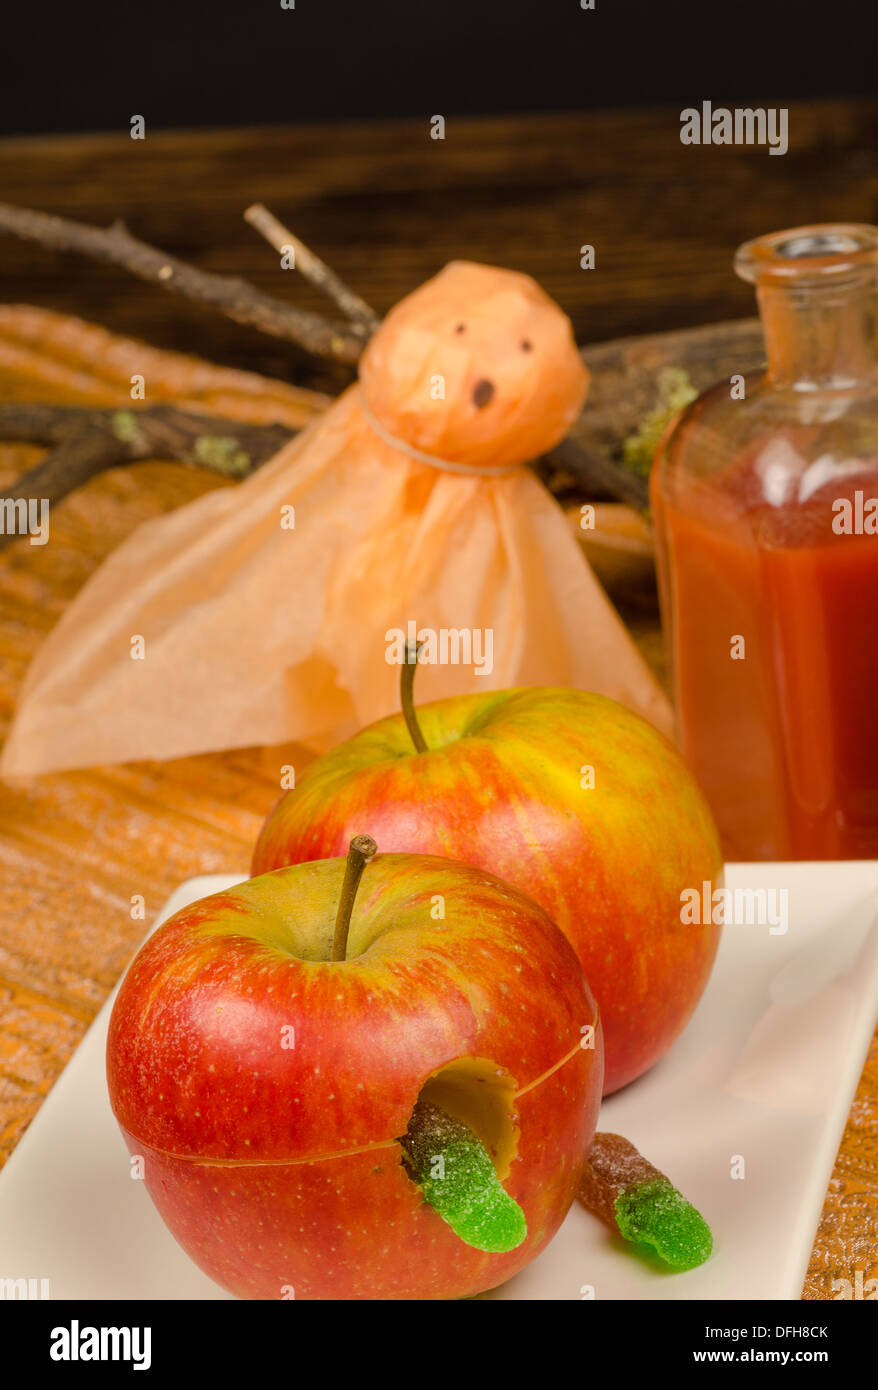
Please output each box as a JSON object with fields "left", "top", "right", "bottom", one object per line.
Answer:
{"left": 1, "top": 323, "right": 672, "bottom": 777}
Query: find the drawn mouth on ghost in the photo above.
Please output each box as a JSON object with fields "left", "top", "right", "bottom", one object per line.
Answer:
{"left": 472, "top": 378, "right": 496, "bottom": 409}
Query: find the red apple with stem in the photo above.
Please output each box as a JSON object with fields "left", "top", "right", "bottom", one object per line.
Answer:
{"left": 252, "top": 652, "right": 723, "bottom": 1094}
{"left": 107, "top": 840, "right": 602, "bottom": 1301}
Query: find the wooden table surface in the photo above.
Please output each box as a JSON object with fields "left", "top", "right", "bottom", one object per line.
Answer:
{"left": 1, "top": 102, "right": 876, "bottom": 1300}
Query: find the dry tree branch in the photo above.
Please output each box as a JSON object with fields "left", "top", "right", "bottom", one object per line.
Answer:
{"left": 547, "top": 436, "right": 649, "bottom": 511}
{"left": 0, "top": 400, "right": 648, "bottom": 541}
{"left": 0, "top": 204, "right": 649, "bottom": 513}
{"left": 0, "top": 202, "right": 367, "bottom": 363}
{"left": 244, "top": 204, "right": 380, "bottom": 334}
{"left": 0, "top": 403, "right": 297, "bottom": 551}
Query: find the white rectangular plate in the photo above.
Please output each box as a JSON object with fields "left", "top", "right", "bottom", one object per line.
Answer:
{"left": 2, "top": 862, "right": 877, "bottom": 1300}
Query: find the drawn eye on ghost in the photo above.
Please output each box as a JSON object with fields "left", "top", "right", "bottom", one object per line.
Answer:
{"left": 452, "top": 317, "right": 532, "bottom": 408}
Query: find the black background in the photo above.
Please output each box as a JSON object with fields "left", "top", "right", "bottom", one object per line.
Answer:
{"left": 2, "top": 0, "right": 877, "bottom": 137}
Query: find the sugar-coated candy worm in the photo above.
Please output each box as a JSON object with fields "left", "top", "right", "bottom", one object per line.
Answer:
{"left": 400, "top": 1101, "right": 527, "bottom": 1254}
{"left": 578, "top": 1132, "right": 712, "bottom": 1271}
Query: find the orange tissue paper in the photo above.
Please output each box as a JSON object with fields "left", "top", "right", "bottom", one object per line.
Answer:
{"left": 1, "top": 261, "right": 672, "bottom": 776}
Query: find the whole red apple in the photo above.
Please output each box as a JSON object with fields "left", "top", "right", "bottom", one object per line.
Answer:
{"left": 252, "top": 680, "right": 723, "bottom": 1094}
{"left": 107, "top": 847, "right": 602, "bottom": 1301}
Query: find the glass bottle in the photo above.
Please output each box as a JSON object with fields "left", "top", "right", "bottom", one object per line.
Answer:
{"left": 651, "top": 225, "right": 878, "bottom": 861}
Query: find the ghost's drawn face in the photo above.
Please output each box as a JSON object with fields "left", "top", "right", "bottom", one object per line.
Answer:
{"left": 359, "top": 261, "right": 589, "bottom": 472}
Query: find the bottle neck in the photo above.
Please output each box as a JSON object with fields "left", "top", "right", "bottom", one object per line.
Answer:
{"left": 758, "top": 273, "right": 878, "bottom": 391}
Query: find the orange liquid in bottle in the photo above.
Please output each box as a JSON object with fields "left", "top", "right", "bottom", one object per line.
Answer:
{"left": 654, "top": 439, "right": 878, "bottom": 860}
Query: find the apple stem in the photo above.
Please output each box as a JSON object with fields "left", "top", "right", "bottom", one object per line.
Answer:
{"left": 401, "top": 640, "right": 429, "bottom": 754}
{"left": 331, "top": 834, "right": 378, "bottom": 961}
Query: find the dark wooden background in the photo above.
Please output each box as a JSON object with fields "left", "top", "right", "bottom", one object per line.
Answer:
{"left": 0, "top": 102, "right": 877, "bottom": 1300}
{"left": 2, "top": 102, "right": 878, "bottom": 394}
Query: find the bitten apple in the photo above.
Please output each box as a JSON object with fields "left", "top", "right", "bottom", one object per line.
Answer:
{"left": 107, "top": 848, "right": 602, "bottom": 1301}
{"left": 252, "top": 680, "right": 723, "bottom": 1094}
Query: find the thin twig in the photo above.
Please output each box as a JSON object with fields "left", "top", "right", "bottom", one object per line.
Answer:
{"left": 0, "top": 202, "right": 366, "bottom": 364}
{"left": 244, "top": 203, "right": 380, "bottom": 334}
{"left": 0, "top": 404, "right": 298, "bottom": 550}
{"left": 2, "top": 423, "right": 129, "bottom": 522}
{"left": 545, "top": 436, "right": 649, "bottom": 511}
{"left": 0, "top": 400, "right": 647, "bottom": 558}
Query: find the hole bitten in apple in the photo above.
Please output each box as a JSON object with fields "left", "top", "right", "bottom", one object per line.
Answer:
{"left": 409, "top": 1056, "right": 519, "bottom": 1181}
{"left": 398, "top": 1057, "right": 529, "bottom": 1254}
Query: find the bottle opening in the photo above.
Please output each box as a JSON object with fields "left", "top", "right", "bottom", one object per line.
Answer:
{"left": 735, "top": 223, "right": 878, "bottom": 285}
{"left": 412, "top": 1057, "right": 519, "bottom": 1179}
{"left": 776, "top": 231, "right": 863, "bottom": 259}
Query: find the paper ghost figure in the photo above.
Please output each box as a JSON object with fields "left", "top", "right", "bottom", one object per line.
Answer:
{"left": 1, "top": 261, "right": 672, "bottom": 776}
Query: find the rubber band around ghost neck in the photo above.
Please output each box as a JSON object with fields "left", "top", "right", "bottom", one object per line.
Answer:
{"left": 358, "top": 387, "right": 524, "bottom": 477}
